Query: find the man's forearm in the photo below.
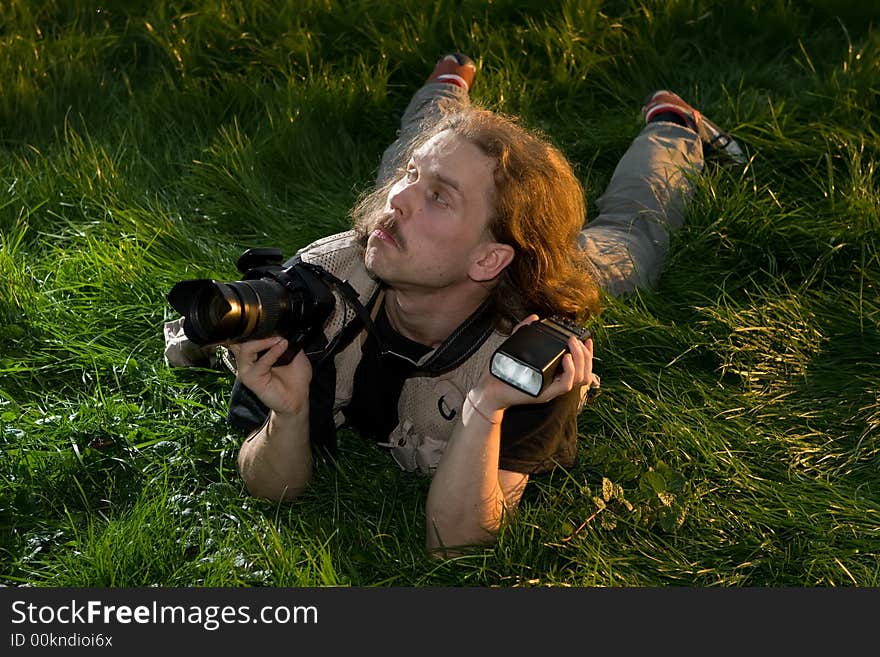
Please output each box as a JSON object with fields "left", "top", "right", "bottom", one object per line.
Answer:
{"left": 425, "top": 391, "right": 510, "bottom": 551}
{"left": 237, "top": 409, "right": 313, "bottom": 502}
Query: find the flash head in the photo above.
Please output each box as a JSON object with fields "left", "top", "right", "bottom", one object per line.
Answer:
{"left": 490, "top": 316, "right": 591, "bottom": 397}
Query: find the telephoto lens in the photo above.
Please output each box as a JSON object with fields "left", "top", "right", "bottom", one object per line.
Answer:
{"left": 167, "top": 248, "right": 336, "bottom": 367}
{"left": 168, "top": 278, "right": 293, "bottom": 346}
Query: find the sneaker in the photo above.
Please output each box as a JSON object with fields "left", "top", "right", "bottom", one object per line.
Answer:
{"left": 426, "top": 52, "right": 476, "bottom": 93}
{"left": 642, "top": 90, "right": 747, "bottom": 166}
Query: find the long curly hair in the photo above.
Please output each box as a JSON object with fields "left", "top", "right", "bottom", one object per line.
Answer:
{"left": 352, "top": 104, "right": 602, "bottom": 329}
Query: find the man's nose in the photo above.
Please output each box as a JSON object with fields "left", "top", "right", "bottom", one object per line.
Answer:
{"left": 389, "top": 179, "right": 416, "bottom": 218}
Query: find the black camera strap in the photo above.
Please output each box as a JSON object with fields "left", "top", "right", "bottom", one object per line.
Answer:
{"left": 294, "top": 261, "right": 382, "bottom": 367}
{"left": 414, "top": 296, "right": 495, "bottom": 375}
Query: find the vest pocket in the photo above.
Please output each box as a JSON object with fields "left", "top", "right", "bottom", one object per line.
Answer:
{"left": 382, "top": 420, "right": 450, "bottom": 476}
{"left": 414, "top": 432, "right": 447, "bottom": 475}
{"left": 382, "top": 419, "right": 417, "bottom": 472}
{"left": 382, "top": 378, "right": 467, "bottom": 475}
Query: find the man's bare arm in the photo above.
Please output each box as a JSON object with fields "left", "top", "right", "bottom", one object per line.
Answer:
{"left": 229, "top": 336, "right": 315, "bottom": 502}
{"left": 425, "top": 391, "right": 528, "bottom": 552}
{"left": 238, "top": 408, "right": 313, "bottom": 501}
{"left": 425, "top": 317, "right": 594, "bottom": 553}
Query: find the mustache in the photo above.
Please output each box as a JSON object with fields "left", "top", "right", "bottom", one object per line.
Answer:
{"left": 374, "top": 212, "right": 403, "bottom": 248}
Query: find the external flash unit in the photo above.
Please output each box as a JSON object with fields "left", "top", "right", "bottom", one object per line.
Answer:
{"left": 490, "top": 315, "right": 591, "bottom": 397}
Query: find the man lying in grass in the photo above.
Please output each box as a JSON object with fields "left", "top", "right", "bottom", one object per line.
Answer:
{"left": 165, "top": 53, "right": 744, "bottom": 554}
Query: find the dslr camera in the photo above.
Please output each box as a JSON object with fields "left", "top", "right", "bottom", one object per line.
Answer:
{"left": 167, "top": 248, "right": 335, "bottom": 366}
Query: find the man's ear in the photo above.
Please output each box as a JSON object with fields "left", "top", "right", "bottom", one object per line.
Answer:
{"left": 469, "top": 242, "right": 515, "bottom": 282}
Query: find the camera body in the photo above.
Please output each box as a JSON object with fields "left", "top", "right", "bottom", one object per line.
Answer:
{"left": 167, "top": 248, "right": 335, "bottom": 366}
{"left": 490, "top": 315, "right": 590, "bottom": 396}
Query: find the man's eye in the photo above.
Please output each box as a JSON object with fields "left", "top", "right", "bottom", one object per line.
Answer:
{"left": 431, "top": 191, "right": 448, "bottom": 207}
{"left": 405, "top": 168, "right": 418, "bottom": 182}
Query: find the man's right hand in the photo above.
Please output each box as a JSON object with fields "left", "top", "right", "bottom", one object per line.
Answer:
{"left": 227, "top": 336, "right": 313, "bottom": 418}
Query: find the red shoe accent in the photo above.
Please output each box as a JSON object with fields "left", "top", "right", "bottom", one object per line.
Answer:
{"left": 426, "top": 53, "right": 475, "bottom": 92}
{"left": 641, "top": 91, "right": 699, "bottom": 131}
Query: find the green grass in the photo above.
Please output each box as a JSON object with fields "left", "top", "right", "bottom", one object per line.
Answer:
{"left": 1, "top": 0, "right": 877, "bottom": 587}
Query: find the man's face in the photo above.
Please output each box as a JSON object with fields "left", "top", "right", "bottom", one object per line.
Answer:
{"left": 364, "top": 129, "right": 498, "bottom": 292}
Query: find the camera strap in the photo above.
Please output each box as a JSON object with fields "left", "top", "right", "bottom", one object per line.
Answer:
{"left": 294, "top": 261, "right": 382, "bottom": 366}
